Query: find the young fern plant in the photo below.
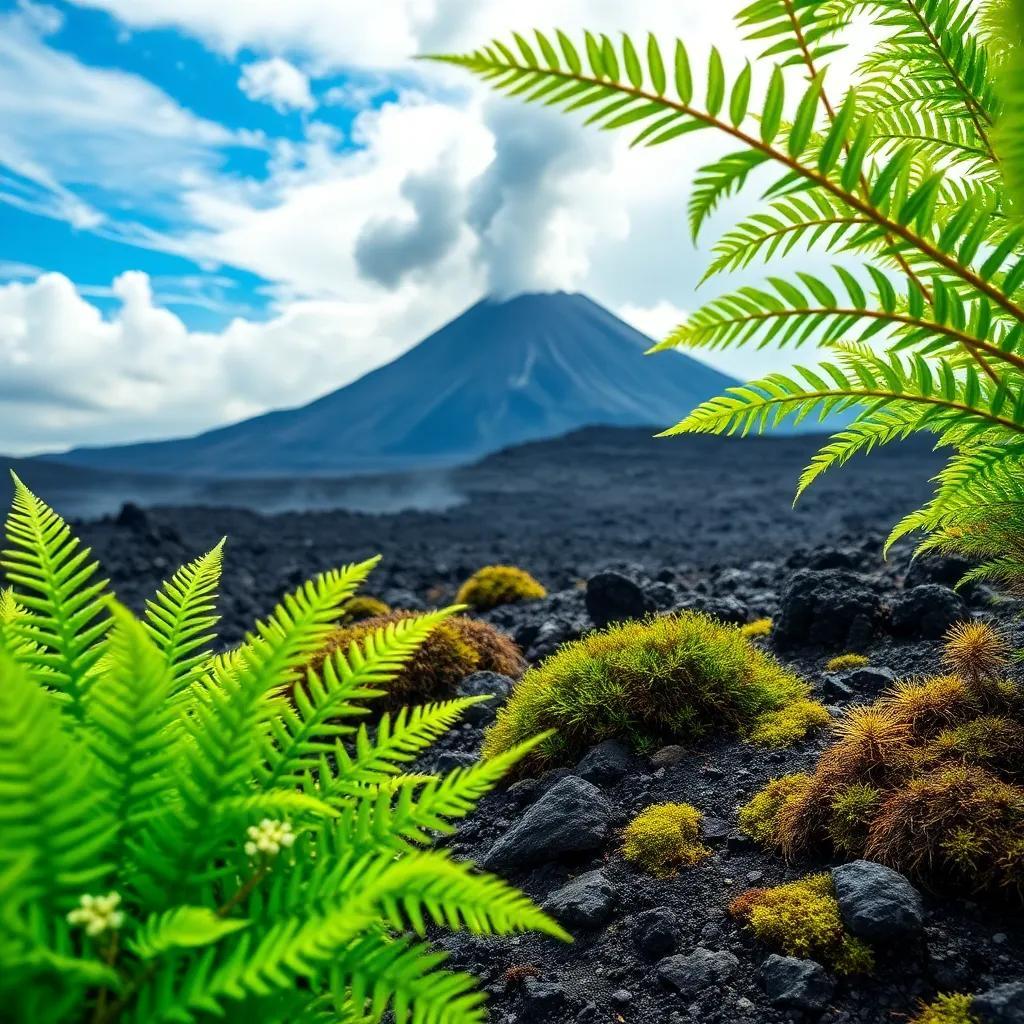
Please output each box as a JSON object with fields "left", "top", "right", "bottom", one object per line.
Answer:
{"left": 0, "top": 474, "right": 567, "bottom": 1024}
{"left": 432, "top": 0, "right": 1024, "bottom": 587}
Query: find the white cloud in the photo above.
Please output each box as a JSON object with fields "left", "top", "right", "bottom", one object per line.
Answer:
{"left": 239, "top": 57, "right": 315, "bottom": 113}
{"left": 0, "top": 271, "right": 469, "bottom": 454}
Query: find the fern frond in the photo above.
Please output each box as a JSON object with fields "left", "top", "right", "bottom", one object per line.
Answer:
{"left": 144, "top": 539, "right": 224, "bottom": 692}
{"left": 129, "top": 906, "right": 249, "bottom": 960}
{"left": 140, "top": 560, "right": 379, "bottom": 905}
{"left": 0, "top": 651, "right": 112, "bottom": 911}
{"left": 2, "top": 474, "right": 111, "bottom": 709}
{"left": 262, "top": 607, "right": 457, "bottom": 789}
{"left": 321, "top": 698, "right": 485, "bottom": 793}
{"left": 83, "top": 603, "right": 180, "bottom": 875}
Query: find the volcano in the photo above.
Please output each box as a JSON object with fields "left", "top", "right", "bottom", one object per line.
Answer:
{"left": 48, "top": 291, "right": 739, "bottom": 477}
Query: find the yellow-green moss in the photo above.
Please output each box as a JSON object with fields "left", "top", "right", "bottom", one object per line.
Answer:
{"left": 729, "top": 873, "right": 874, "bottom": 974}
{"left": 339, "top": 595, "right": 391, "bottom": 623}
{"left": 304, "top": 610, "right": 524, "bottom": 710}
{"left": 456, "top": 565, "right": 546, "bottom": 610}
{"left": 739, "top": 774, "right": 812, "bottom": 844}
{"left": 827, "top": 653, "right": 870, "bottom": 672}
{"left": 622, "top": 803, "right": 710, "bottom": 875}
{"left": 911, "top": 993, "right": 980, "bottom": 1024}
{"left": 740, "top": 617, "right": 773, "bottom": 639}
{"left": 828, "top": 783, "right": 883, "bottom": 853}
{"left": 747, "top": 698, "right": 831, "bottom": 746}
{"left": 482, "top": 611, "right": 815, "bottom": 773}
{"left": 925, "top": 716, "right": 1024, "bottom": 777}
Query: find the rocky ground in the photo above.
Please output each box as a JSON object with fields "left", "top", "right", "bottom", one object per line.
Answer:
{"left": 57, "top": 428, "right": 1024, "bottom": 1024}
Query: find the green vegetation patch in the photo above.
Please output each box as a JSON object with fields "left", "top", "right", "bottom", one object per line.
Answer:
{"left": 827, "top": 653, "right": 870, "bottom": 672}
{"left": 482, "top": 611, "right": 823, "bottom": 772}
{"left": 729, "top": 873, "right": 875, "bottom": 974}
{"left": 456, "top": 565, "right": 547, "bottom": 610}
{"left": 740, "top": 628, "right": 1024, "bottom": 896}
{"left": 911, "top": 994, "right": 980, "bottom": 1024}
{"left": 622, "top": 802, "right": 710, "bottom": 875}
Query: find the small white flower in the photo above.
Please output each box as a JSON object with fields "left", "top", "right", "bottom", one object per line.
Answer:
{"left": 67, "top": 891, "right": 124, "bottom": 937}
{"left": 245, "top": 818, "right": 296, "bottom": 858}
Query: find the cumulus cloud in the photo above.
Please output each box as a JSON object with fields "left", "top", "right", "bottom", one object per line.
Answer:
{"left": 355, "top": 158, "right": 465, "bottom": 287}
{"left": 239, "top": 57, "right": 315, "bottom": 113}
{"left": 0, "top": 271, "right": 468, "bottom": 454}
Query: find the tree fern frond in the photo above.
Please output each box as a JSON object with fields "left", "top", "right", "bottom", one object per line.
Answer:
{"left": 144, "top": 540, "right": 224, "bottom": 692}
{"left": 334, "top": 932, "right": 486, "bottom": 1024}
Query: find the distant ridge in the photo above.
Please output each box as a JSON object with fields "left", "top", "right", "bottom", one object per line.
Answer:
{"left": 46, "top": 291, "right": 740, "bottom": 477}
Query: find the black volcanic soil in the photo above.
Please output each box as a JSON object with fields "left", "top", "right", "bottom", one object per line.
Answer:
{"left": 46, "top": 427, "right": 1024, "bottom": 1024}
{"left": 71, "top": 428, "right": 944, "bottom": 641}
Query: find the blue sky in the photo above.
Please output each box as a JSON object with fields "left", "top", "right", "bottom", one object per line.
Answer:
{"left": 0, "top": 0, "right": 818, "bottom": 455}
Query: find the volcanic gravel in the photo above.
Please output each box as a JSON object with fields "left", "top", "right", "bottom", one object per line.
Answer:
{"left": 62, "top": 426, "right": 1024, "bottom": 1024}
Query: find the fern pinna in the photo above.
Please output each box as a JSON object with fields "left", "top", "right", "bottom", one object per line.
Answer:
{"left": 0, "top": 474, "right": 566, "bottom": 1024}
{"left": 433, "top": 0, "right": 1024, "bottom": 588}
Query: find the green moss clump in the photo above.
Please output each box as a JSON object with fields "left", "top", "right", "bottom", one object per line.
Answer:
{"left": 456, "top": 565, "right": 546, "bottom": 610}
{"left": 339, "top": 595, "right": 391, "bottom": 623}
{"left": 729, "top": 873, "right": 874, "bottom": 974}
{"left": 827, "top": 652, "right": 870, "bottom": 672}
{"left": 740, "top": 617, "right": 773, "bottom": 639}
{"left": 482, "top": 611, "right": 818, "bottom": 772}
{"left": 747, "top": 698, "right": 831, "bottom": 746}
{"left": 622, "top": 803, "right": 710, "bottom": 875}
{"left": 911, "top": 994, "right": 980, "bottom": 1024}
{"left": 925, "top": 716, "right": 1024, "bottom": 778}
{"left": 828, "top": 783, "right": 883, "bottom": 853}
{"left": 739, "top": 774, "right": 812, "bottom": 844}
{"left": 305, "top": 610, "right": 524, "bottom": 709}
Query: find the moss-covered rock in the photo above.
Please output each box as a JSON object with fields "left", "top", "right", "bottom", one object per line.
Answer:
{"left": 729, "top": 874, "right": 875, "bottom": 974}
{"left": 482, "top": 611, "right": 824, "bottom": 773}
{"left": 740, "top": 658, "right": 1024, "bottom": 896}
{"left": 339, "top": 594, "right": 391, "bottom": 623}
{"left": 622, "top": 803, "right": 710, "bottom": 875}
{"left": 456, "top": 565, "right": 546, "bottom": 610}
{"left": 827, "top": 653, "right": 870, "bottom": 672}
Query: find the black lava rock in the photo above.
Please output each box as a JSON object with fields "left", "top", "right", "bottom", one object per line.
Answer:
{"left": 481, "top": 775, "right": 611, "bottom": 871}
{"left": 575, "top": 739, "right": 634, "bottom": 785}
{"left": 522, "top": 978, "right": 569, "bottom": 1015}
{"left": 973, "top": 982, "right": 1024, "bottom": 1024}
{"left": 657, "top": 948, "right": 740, "bottom": 996}
{"left": 685, "top": 594, "right": 749, "bottom": 625}
{"left": 114, "top": 502, "right": 150, "bottom": 531}
{"left": 774, "top": 569, "right": 883, "bottom": 649}
{"left": 890, "top": 584, "right": 969, "bottom": 638}
{"left": 904, "top": 553, "right": 974, "bottom": 590}
{"left": 831, "top": 860, "right": 924, "bottom": 941}
{"left": 846, "top": 665, "right": 898, "bottom": 696}
{"left": 456, "top": 671, "right": 514, "bottom": 726}
{"left": 585, "top": 571, "right": 654, "bottom": 627}
{"left": 631, "top": 908, "right": 681, "bottom": 959}
{"left": 758, "top": 954, "right": 835, "bottom": 1012}
{"left": 543, "top": 869, "right": 617, "bottom": 929}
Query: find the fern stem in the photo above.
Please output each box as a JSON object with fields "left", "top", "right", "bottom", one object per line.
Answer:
{"left": 683, "top": 388, "right": 1024, "bottom": 435}
{"left": 681, "top": 305, "right": 1024, "bottom": 375}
